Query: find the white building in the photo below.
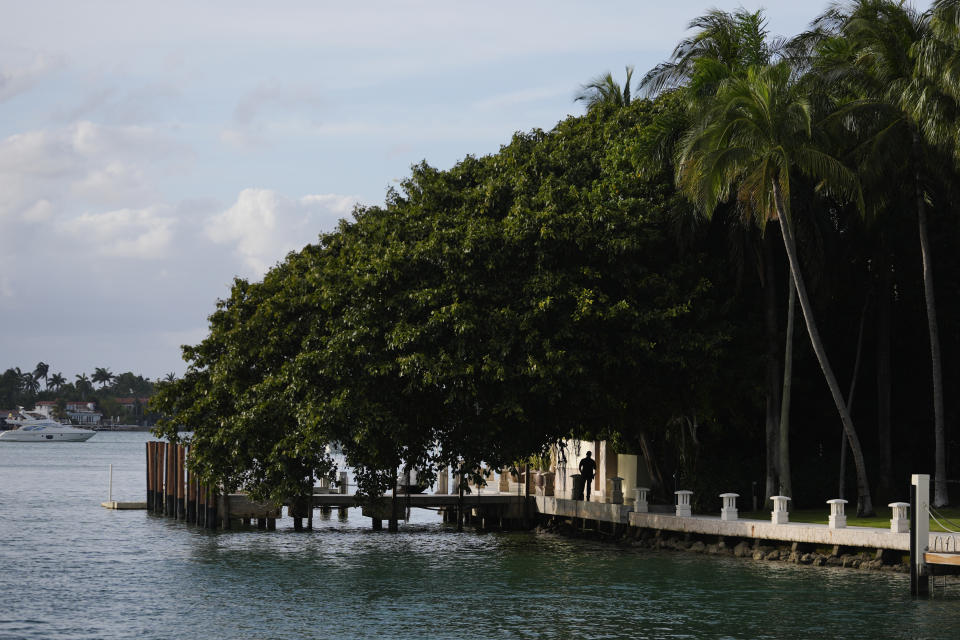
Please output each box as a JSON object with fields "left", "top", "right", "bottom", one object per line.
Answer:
{"left": 35, "top": 400, "right": 102, "bottom": 425}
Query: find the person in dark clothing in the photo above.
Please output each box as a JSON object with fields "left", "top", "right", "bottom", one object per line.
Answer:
{"left": 579, "top": 451, "right": 596, "bottom": 501}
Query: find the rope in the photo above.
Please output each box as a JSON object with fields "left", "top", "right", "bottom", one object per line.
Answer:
{"left": 929, "top": 507, "right": 960, "bottom": 533}
{"left": 928, "top": 508, "right": 960, "bottom": 534}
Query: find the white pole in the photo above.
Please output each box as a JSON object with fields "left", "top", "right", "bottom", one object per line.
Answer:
{"left": 911, "top": 473, "right": 930, "bottom": 596}
{"left": 108, "top": 463, "right": 113, "bottom": 502}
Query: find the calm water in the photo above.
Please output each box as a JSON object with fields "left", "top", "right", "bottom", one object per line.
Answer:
{"left": 1, "top": 432, "right": 958, "bottom": 640}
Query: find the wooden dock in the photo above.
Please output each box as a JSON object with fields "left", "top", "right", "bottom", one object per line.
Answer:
{"left": 144, "top": 441, "right": 528, "bottom": 531}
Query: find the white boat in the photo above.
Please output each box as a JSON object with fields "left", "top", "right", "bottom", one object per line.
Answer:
{"left": 0, "top": 410, "right": 95, "bottom": 442}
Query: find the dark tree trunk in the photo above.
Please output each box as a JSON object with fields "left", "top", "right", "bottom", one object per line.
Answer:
{"left": 772, "top": 180, "right": 874, "bottom": 515}
{"left": 913, "top": 134, "right": 948, "bottom": 507}
{"left": 763, "top": 232, "right": 781, "bottom": 504}
{"left": 876, "top": 253, "right": 893, "bottom": 504}
{"left": 839, "top": 293, "right": 869, "bottom": 500}
{"left": 779, "top": 278, "right": 795, "bottom": 498}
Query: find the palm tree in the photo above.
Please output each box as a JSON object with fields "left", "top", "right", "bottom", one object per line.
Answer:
{"left": 33, "top": 362, "right": 49, "bottom": 389}
{"left": 75, "top": 373, "right": 93, "bottom": 400}
{"left": 48, "top": 372, "right": 66, "bottom": 391}
{"left": 20, "top": 371, "right": 40, "bottom": 395}
{"left": 811, "top": 0, "right": 955, "bottom": 507}
{"left": 640, "top": 7, "right": 797, "bottom": 502}
{"left": 915, "top": 0, "right": 960, "bottom": 158}
{"left": 575, "top": 66, "right": 634, "bottom": 110}
{"left": 92, "top": 367, "right": 115, "bottom": 389}
{"left": 640, "top": 8, "right": 781, "bottom": 101}
{"left": 676, "top": 61, "right": 875, "bottom": 515}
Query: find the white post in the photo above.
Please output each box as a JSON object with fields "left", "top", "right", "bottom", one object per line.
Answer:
{"left": 720, "top": 492, "right": 739, "bottom": 521}
{"left": 827, "top": 498, "right": 847, "bottom": 528}
{"left": 675, "top": 490, "right": 693, "bottom": 517}
{"left": 634, "top": 487, "right": 649, "bottom": 513}
{"left": 911, "top": 474, "right": 930, "bottom": 596}
{"left": 889, "top": 501, "right": 910, "bottom": 534}
{"left": 770, "top": 495, "right": 790, "bottom": 524}
{"left": 108, "top": 463, "right": 113, "bottom": 502}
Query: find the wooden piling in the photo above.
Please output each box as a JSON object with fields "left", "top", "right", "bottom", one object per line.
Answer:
{"left": 167, "top": 449, "right": 173, "bottom": 514}
{"left": 156, "top": 443, "right": 166, "bottom": 514}
{"left": 160, "top": 443, "right": 167, "bottom": 515}
{"left": 186, "top": 448, "right": 196, "bottom": 524}
{"left": 165, "top": 443, "right": 174, "bottom": 516}
{"left": 176, "top": 445, "right": 185, "bottom": 520}
{"left": 145, "top": 442, "right": 153, "bottom": 510}
{"left": 388, "top": 477, "right": 399, "bottom": 532}
{"left": 197, "top": 484, "right": 206, "bottom": 528}
{"left": 457, "top": 482, "right": 464, "bottom": 532}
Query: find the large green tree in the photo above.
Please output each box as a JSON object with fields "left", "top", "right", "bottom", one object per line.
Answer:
{"left": 155, "top": 100, "right": 735, "bottom": 504}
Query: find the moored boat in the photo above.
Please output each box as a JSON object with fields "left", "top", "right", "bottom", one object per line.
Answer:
{"left": 0, "top": 410, "right": 95, "bottom": 442}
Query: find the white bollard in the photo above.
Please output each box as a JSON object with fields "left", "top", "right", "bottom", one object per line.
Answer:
{"left": 634, "top": 487, "right": 650, "bottom": 513}
{"left": 827, "top": 498, "right": 847, "bottom": 529}
{"left": 889, "top": 501, "right": 910, "bottom": 533}
{"left": 675, "top": 490, "right": 693, "bottom": 517}
{"left": 770, "top": 495, "right": 791, "bottom": 524}
{"left": 720, "top": 492, "right": 739, "bottom": 521}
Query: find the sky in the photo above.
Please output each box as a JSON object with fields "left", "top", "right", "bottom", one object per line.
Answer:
{"left": 0, "top": 0, "right": 826, "bottom": 383}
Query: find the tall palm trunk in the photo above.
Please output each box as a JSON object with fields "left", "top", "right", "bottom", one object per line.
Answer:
{"left": 773, "top": 180, "right": 874, "bottom": 515}
{"left": 876, "top": 253, "right": 893, "bottom": 504}
{"left": 913, "top": 134, "right": 948, "bottom": 507}
{"left": 763, "top": 234, "right": 781, "bottom": 503}
{"left": 779, "top": 279, "right": 795, "bottom": 497}
{"left": 839, "top": 294, "right": 869, "bottom": 500}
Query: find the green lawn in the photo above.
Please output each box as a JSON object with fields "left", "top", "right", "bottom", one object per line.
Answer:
{"left": 737, "top": 506, "right": 960, "bottom": 533}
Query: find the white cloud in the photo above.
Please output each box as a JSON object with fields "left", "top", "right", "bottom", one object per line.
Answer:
{"left": 474, "top": 86, "right": 571, "bottom": 112}
{"left": 207, "top": 188, "right": 357, "bottom": 275}
{"left": 0, "top": 52, "right": 63, "bottom": 102}
{"left": 58, "top": 206, "right": 176, "bottom": 258}
{"left": 221, "top": 81, "right": 328, "bottom": 150}
{"left": 0, "top": 121, "right": 178, "bottom": 219}
{"left": 21, "top": 199, "right": 52, "bottom": 222}
{"left": 70, "top": 162, "right": 150, "bottom": 205}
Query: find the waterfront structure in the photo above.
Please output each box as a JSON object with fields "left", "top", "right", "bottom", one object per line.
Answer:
{"left": 552, "top": 438, "right": 647, "bottom": 504}
{"left": 35, "top": 400, "right": 102, "bottom": 425}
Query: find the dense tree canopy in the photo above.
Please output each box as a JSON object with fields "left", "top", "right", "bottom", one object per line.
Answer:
{"left": 153, "top": 101, "right": 743, "bottom": 503}
{"left": 155, "top": 0, "right": 960, "bottom": 511}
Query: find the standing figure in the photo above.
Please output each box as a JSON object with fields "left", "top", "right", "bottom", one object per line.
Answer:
{"left": 579, "top": 450, "right": 596, "bottom": 501}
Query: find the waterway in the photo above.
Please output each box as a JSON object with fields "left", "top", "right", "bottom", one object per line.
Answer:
{"left": 1, "top": 431, "right": 958, "bottom": 639}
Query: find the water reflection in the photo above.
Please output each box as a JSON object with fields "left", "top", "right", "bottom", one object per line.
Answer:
{"left": 1, "top": 432, "right": 958, "bottom": 640}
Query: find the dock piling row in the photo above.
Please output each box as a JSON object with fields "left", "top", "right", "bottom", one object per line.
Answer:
{"left": 146, "top": 441, "right": 221, "bottom": 530}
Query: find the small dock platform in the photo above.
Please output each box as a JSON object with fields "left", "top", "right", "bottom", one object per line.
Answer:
{"left": 101, "top": 501, "right": 147, "bottom": 510}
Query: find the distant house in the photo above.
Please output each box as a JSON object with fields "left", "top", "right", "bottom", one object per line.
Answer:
{"left": 35, "top": 400, "right": 102, "bottom": 425}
